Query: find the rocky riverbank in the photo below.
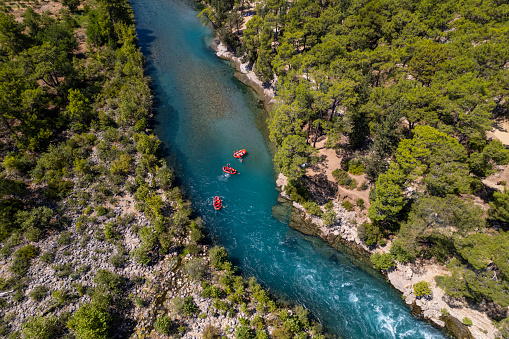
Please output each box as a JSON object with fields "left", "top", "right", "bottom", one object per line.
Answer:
{"left": 275, "top": 172, "right": 499, "bottom": 339}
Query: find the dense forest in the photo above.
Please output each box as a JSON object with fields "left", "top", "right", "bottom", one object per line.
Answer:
{"left": 0, "top": 0, "right": 327, "bottom": 338}
{"left": 200, "top": 0, "right": 509, "bottom": 336}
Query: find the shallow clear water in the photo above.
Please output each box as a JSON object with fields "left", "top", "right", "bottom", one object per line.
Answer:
{"left": 130, "top": 0, "right": 447, "bottom": 337}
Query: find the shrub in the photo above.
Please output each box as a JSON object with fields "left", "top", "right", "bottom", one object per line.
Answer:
{"left": 10, "top": 257, "right": 30, "bottom": 276}
{"left": 155, "top": 165, "right": 174, "bottom": 190}
{"left": 348, "top": 160, "right": 364, "bottom": 175}
{"left": 203, "top": 325, "right": 220, "bottom": 339}
{"left": 103, "top": 223, "right": 117, "bottom": 240}
{"left": 332, "top": 169, "right": 348, "bottom": 185}
{"left": 131, "top": 247, "right": 151, "bottom": 265}
{"left": 45, "top": 179, "right": 74, "bottom": 199}
{"left": 15, "top": 244, "right": 39, "bottom": 259}
{"left": 110, "top": 153, "right": 132, "bottom": 176}
{"left": 413, "top": 281, "right": 431, "bottom": 297}
{"left": 95, "top": 206, "right": 107, "bottom": 216}
{"left": 348, "top": 178, "right": 357, "bottom": 189}
{"left": 302, "top": 201, "right": 322, "bottom": 216}
{"left": 52, "top": 289, "right": 70, "bottom": 306}
{"left": 201, "top": 281, "right": 222, "bottom": 298}
{"left": 190, "top": 227, "right": 204, "bottom": 243}
{"left": 29, "top": 286, "right": 48, "bottom": 301}
{"left": 209, "top": 246, "right": 229, "bottom": 270}
{"left": 135, "top": 296, "right": 145, "bottom": 307}
{"left": 462, "top": 317, "right": 472, "bottom": 326}
{"left": 235, "top": 325, "right": 255, "bottom": 339}
{"left": 109, "top": 254, "right": 126, "bottom": 268}
{"left": 22, "top": 315, "right": 62, "bottom": 339}
{"left": 170, "top": 297, "right": 184, "bottom": 313}
{"left": 390, "top": 239, "right": 415, "bottom": 263}
{"left": 322, "top": 209, "right": 337, "bottom": 226}
{"left": 356, "top": 199, "right": 364, "bottom": 210}
{"left": 370, "top": 253, "right": 396, "bottom": 270}
{"left": 441, "top": 308, "right": 449, "bottom": 316}
{"left": 341, "top": 200, "right": 354, "bottom": 212}
{"left": 183, "top": 296, "right": 199, "bottom": 316}
{"left": 57, "top": 232, "right": 72, "bottom": 246}
{"left": 154, "top": 315, "right": 172, "bottom": 335}
{"left": 53, "top": 263, "right": 73, "bottom": 278}
{"left": 358, "top": 181, "right": 368, "bottom": 190}
{"left": 185, "top": 258, "right": 207, "bottom": 281}
{"left": 94, "top": 270, "right": 124, "bottom": 295}
{"left": 67, "top": 302, "right": 111, "bottom": 339}
{"left": 283, "top": 182, "right": 309, "bottom": 204}
{"left": 358, "top": 222, "right": 382, "bottom": 246}
{"left": 213, "top": 299, "right": 229, "bottom": 312}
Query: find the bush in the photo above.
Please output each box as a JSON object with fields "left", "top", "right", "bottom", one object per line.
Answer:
{"left": 52, "top": 289, "right": 71, "bottom": 306}
{"left": 44, "top": 179, "right": 74, "bottom": 200}
{"left": 109, "top": 253, "right": 126, "bottom": 268}
{"left": 413, "top": 281, "right": 431, "bottom": 297}
{"left": 348, "top": 160, "right": 364, "bottom": 175}
{"left": 390, "top": 239, "right": 415, "bottom": 263}
{"left": 348, "top": 178, "right": 357, "bottom": 189}
{"left": 370, "top": 253, "right": 396, "bottom": 270}
{"left": 322, "top": 209, "right": 337, "bottom": 226}
{"left": 57, "top": 232, "right": 72, "bottom": 246}
{"left": 356, "top": 199, "right": 365, "bottom": 210}
{"left": 67, "top": 302, "right": 111, "bottom": 339}
{"left": 94, "top": 270, "right": 124, "bottom": 295}
{"left": 29, "top": 286, "right": 48, "bottom": 301}
{"left": 203, "top": 325, "right": 220, "bottom": 339}
{"left": 171, "top": 297, "right": 184, "bottom": 313}
{"left": 154, "top": 315, "right": 172, "bottom": 335}
{"left": 156, "top": 165, "right": 174, "bottom": 190}
{"left": 15, "top": 244, "right": 39, "bottom": 259}
{"left": 284, "top": 182, "right": 309, "bottom": 204}
{"left": 209, "top": 246, "right": 229, "bottom": 270}
{"left": 235, "top": 325, "right": 255, "bottom": 339}
{"left": 10, "top": 256, "right": 30, "bottom": 276}
{"left": 110, "top": 153, "right": 132, "bottom": 176}
{"left": 185, "top": 258, "right": 207, "bottom": 281}
{"left": 462, "top": 317, "right": 472, "bottom": 326}
{"left": 22, "top": 315, "right": 62, "bottom": 339}
{"left": 341, "top": 200, "right": 354, "bottom": 212}
{"left": 302, "top": 201, "right": 322, "bottom": 216}
{"left": 53, "top": 263, "right": 73, "bottom": 278}
{"left": 183, "top": 296, "right": 199, "bottom": 316}
{"left": 95, "top": 206, "right": 107, "bottom": 216}
{"left": 201, "top": 281, "right": 222, "bottom": 298}
{"left": 357, "top": 222, "right": 382, "bottom": 246}
{"left": 358, "top": 181, "right": 368, "bottom": 190}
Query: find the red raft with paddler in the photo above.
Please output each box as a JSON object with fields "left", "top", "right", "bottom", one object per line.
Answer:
{"left": 213, "top": 196, "right": 222, "bottom": 210}
{"left": 222, "top": 163, "right": 237, "bottom": 174}
{"left": 233, "top": 149, "right": 247, "bottom": 159}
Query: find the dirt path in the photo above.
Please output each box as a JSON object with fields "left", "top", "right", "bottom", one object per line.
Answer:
{"left": 306, "top": 137, "right": 370, "bottom": 207}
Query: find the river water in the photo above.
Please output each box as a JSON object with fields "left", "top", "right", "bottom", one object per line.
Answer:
{"left": 130, "top": 0, "right": 447, "bottom": 337}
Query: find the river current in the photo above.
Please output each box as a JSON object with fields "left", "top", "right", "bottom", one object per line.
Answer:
{"left": 130, "top": 0, "right": 447, "bottom": 337}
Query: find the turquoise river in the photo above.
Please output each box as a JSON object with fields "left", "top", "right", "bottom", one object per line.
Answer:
{"left": 130, "top": 0, "right": 448, "bottom": 337}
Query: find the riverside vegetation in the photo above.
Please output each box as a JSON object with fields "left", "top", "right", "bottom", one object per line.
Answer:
{"left": 0, "top": 0, "right": 329, "bottom": 338}
{"left": 199, "top": 0, "right": 509, "bottom": 336}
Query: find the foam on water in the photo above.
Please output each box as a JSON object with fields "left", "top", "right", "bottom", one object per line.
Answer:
{"left": 130, "top": 0, "right": 448, "bottom": 337}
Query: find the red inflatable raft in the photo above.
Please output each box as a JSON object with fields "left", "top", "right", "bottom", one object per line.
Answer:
{"left": 233, "top": 149, "right": 247, "bottom": 158}
{"left": 213, "top": 196, "right": 222, "bottom": 210}
{"left": 222, "top": 165, "right": 237, "bottom": 174}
